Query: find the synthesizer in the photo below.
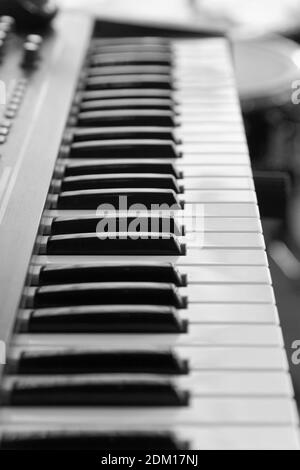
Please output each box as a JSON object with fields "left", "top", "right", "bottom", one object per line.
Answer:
{"left": 0, "top": 12, "right": 299, "bottom": 450}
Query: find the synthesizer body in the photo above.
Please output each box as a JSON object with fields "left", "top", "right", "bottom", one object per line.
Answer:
{"left": 0, "top": 12, "right": 299, "bottom": 450}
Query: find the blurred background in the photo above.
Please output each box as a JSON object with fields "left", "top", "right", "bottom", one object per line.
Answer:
{"left": 58, "top": 0, "right": 300, "bottom": 407}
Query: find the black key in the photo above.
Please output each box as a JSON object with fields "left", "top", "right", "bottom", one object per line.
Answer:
{"left": 29, "top": 263, "right": 187, "bottom": 286}
{"left": 77, "top": 110, "right": 175, "bottom": 127}
{"left": 65, "top": 127, "right": 176, "bottom": 143}
{"left": 0, "top": 431, "right": 187, "bottom": 450}
{"left": 85, "top": 74, "right": 172, "bottom": 90}
{"left": 24, "top": 283, "right": 188, "bottom": 308}
{"left": 19, "top": 305, "right": 188, "bottom": 334}
{"left": 49, "top": 188, "right": 183, "bottom": 210}
{"left": 52, "top": 174, "right": 183, "bottom": 193}
{"left": 80, "top": 98, "right": 174, "bottom": 111}
{"left": 42, "top": 215, "right": 184, "bottom": 237}
{"left": 1, "top": 379, "right": 189, "bottom": 407}
{"left": 90, "top": 53, "right": 172, "bottom": 67}
{"left": 56, "top": 159, "right": 182, "bottom": 179}
{"left": 9, "top": 350, "right": 189, "bottom": 375}
{"left": 88, "top": 66, "right": 172, "bottom": 77}
{"left": 81, "top": 89, "right": 173, "bottom": 101}
{"left": 68, "top": 140, "right": 180, "bottom": 159}
{"left": 38, "top": 233, "right": 185, "bottom": 256}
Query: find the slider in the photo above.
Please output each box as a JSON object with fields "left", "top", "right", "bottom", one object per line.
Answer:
{"left": 64, "top": 126, "right": 177, "bottom": 142}
{"left": 49, "top": 188, "right": 183, "bottom": 210}
{"left": 56, "top": 159, "right": 182, "bottom": 179}
{"left": 41, "top": 215, "right": 184, "bottom": 237}
{"left": 1, "top": 378, "right": 189, "bottom": 407}
{"left": 24, "top": 283, "right": 188, "bottom": 308}
{"left": 0, "top": 431, "right": 187, "bottom": 450}
{"left": 85, "top": 74, "right": 172, "bottom": 90}
{"left": 80, "top": 98, "right": 174, "bottom": 111}
{"left": 37, "top": 233, "right": 186, "bottom": 256}
{"left": 19, "top": 305, "right": 188, "bottom": 334}
{"left": 76, "top": 110, "right": 175, "bottom": 127}
{"left": 8, "top": 350, "right": 189, "bottom": 375}
{"left": 67, "top": 140, "right": 180, "bottom": 158}
{"left": 52, "top": 174, "right": 183, "bottom": 193}
{"left": 29, "top": 263, "right": 187, "bottom": 286}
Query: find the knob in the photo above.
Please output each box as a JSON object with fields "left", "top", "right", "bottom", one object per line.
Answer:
{"left": 26, "top": 34, "right": 42, "bottom": 46}
{"left": 0, "top": 15, "right": 15, "bottom": 33}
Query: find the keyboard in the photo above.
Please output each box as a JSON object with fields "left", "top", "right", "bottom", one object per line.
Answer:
{"left": 0, "top": 12, "right": 299, "bottom": 450}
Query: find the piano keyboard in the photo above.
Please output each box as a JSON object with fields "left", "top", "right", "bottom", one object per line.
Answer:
{"left": 0, "top": 13, "right": 299, "bottom": 450}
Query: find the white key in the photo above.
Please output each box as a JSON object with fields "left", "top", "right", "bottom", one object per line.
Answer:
{"left": 186, "top": 266, "right": 271, "bottom": 284}
{"left": 200, "top": 204, "right": 259, "bottom": 217}
{"left": 178, "top": 104, "right": 241, "bottom": 112}
{"left": 186, "top": 233, "right": 265, "bottom": 249}
{"left": 182, "top": 134, "right": 247, "bottom": 143}
{"left": 180, "top": 154, "right": 250, "bottom": 164}
{"left": 179, "top": 166, "right": 252, "bottom": 177}
{"left": 187, "top": 371, "right": 294, "bottom": 396}
{"left": 184, "top": 190, "right": 257, "bottom": 204}
{"left": 184, "top": 178, "right": 254, "bottom": 190}
{"left": 181, "top": 143, "right": 248, "bottom": 154}
{"left": 180, "top": 106, "right": 241, "bottom": 116}
{"left": 158, "top": 216, "right": 262, "bottom": 233}
{"left": 177, "top": 90, "right": 237, "bottom": 99}
{"left": 187, "top": 284, "right": 275, "bottom": 303}
{"left": 186, "top": 347, "right": 288, "bottom": 370}
{"left": 183, "top": 248, "right": 268, "bottom": 265}
{"left": 186, "top": 303, "right": 279, "bottom": 324}
{"left": 187, "top": 427, "right": 300, "bottom": 450}
{"left": 195, "top": 217, "right": 262, "bottom": 232}
{"left": 4, "top": 398, "right": 295, "bottom": 425}
{"left": 178, "top": 81, "right": 235, "bottom": 90}
{"left": 179, "top": 95, "right": 238, "bottom": 104}
{"left": 180, "top": 115, "right": 243, "bottom": 123}
{"left": 18, "top": 325, "right": 281, "bottom": 348}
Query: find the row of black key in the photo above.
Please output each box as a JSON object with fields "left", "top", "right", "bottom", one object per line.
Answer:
{"left": 3, "top": 38, "right": 191, "bottom": 448}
